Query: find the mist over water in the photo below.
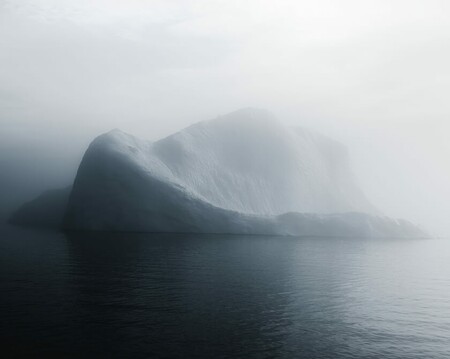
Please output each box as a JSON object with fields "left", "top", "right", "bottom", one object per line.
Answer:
{"left": 1, "top": 1, "right": 450, "bottom": 234}
{"left": 1, "top": 2, "right": 450, "bottom": 357}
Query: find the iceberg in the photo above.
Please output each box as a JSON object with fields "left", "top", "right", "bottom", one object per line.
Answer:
{"left": 11, "top": 108, "right": 425, "bottom": 237}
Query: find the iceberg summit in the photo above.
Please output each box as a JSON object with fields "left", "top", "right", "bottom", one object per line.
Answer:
{"left": 11, "top": 108, "right": 424, "bottom": 237}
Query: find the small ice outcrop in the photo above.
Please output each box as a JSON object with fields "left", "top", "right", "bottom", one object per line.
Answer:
{"left": 9, "top": 186, "right": 71, "bottom": 228}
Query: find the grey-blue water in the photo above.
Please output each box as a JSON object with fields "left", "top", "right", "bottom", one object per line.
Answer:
{"left": 1, "top": 224, "right": 449, "bottom": 358}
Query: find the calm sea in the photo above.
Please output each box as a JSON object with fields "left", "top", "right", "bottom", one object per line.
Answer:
{"left": 1, "top": 223, "right": 449, "bottom": 358}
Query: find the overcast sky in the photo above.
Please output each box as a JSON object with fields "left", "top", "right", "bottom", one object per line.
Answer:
{"left": 1, "top": 0, "right": 450, "bottom": 235}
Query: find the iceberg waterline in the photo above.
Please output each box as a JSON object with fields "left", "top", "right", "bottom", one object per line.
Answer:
{"left": 11, "top": 108, "right": 425, "bottom": 237}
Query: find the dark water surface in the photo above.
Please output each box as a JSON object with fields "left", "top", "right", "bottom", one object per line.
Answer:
{"left": 1, "top": 224, "right": 449, "bottom": 358}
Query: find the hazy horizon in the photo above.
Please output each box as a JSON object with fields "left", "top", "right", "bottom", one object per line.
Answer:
{"left": 1, "top": 0, "right": 450, "bottom": 235}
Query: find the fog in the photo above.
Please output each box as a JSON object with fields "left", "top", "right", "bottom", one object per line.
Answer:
{"left": 1, "top": 0, "right": 450, "bottom": 235}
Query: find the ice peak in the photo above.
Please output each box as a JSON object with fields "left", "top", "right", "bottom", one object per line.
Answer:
{"left": 222, "top": 107, "right": 275, "bottom": 119}
{"left": 213, "top": 107, "right": 278, "bottom": 127}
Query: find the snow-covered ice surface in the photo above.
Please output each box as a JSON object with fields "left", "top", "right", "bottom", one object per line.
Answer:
{"left": 61, "top": 108, "right": 424, "bottom": 237}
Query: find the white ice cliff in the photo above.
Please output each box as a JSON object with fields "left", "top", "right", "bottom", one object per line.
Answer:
{"left": 56, "top": 108, "right": 423, "bottom": 237}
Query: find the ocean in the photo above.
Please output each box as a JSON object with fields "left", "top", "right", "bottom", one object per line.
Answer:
{"left": 1, "top": 223, "right": 449, "bottom": 358}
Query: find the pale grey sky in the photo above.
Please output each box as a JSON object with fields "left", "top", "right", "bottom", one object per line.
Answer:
{"left": 1, "top": 0, "right": 450, "bottom": 234}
